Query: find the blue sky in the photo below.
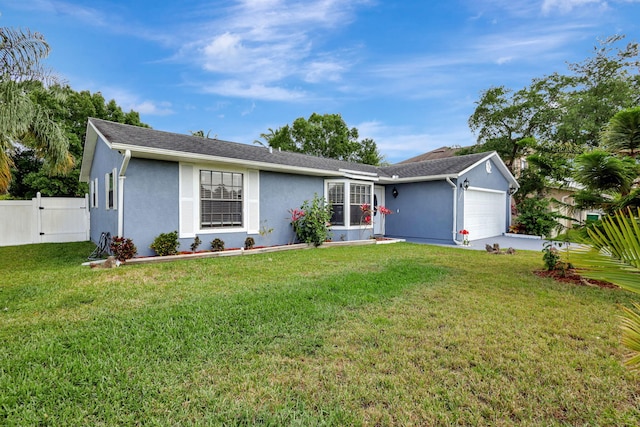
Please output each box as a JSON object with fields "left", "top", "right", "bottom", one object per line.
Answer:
{"left": 2, "top": 0, "right": 639, "bottom": 163}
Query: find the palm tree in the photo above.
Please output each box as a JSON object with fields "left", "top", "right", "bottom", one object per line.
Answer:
{"left": 574, "top": 150, "right": 638, "bottom": 195}
{"left": 602, "top": 107, "right": 640, "bottom": 157}
{"left": 0, "top": 27, "right": 71, "bottom": 193}
{"left": 570, "top": 207, "right": 640, "bottom": 369}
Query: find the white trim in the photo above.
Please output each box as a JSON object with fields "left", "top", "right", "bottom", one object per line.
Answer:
{"left": 93, "top": 178, "right": 99, "bottom": 208}
{"left": 339, "top": 168, "right": 378, "bottom": 177}
{"left": 112, "top": 168, "right": 118, "bottom": 211}
{"left": 324, "top": 178, "right": 374, "bottom": 230}
{"left": 179, "top": 163, "right": 196, "bottom": 238}
{"left": 465, "top": 186, "right": 506, "bottom": 195}
{"left": 89, "top": 180, "right": 95, "bottom": 208}
{"left": 104, "top": 173, "right": 110, "bottom": 210}
{"left": 458, "top": 152, "right": 518, "bottom": 189}
{"left": 112, "top": 143, "right": 346, "bottom": 178}
{"left": 179, "top": 162, "right": 260, "bottom": 237}
{"left": 246, "top": 170, "right": 260, "bottom": 234}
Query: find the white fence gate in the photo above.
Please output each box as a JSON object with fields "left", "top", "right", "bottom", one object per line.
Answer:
{"left": 0, "top": 193, "right": 90, "bottom": 247}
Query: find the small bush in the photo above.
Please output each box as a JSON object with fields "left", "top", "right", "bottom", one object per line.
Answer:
{"left": 290, "top": 194, "right": 333, "bottom": 247}
{"left": 514, "top": 198, "right": 560, "bottom": 237}
{"left": 211, "top": 238, "right": 225, "bottom": 252}
{"left": 244, "top": 237, "right": 255, "bottom": 249}
{"left": 150, "top": 231, "right": 180, "bottom": 256}
{"left": 190, "top": 236, "right": 202, "bottom": 252}
{"left": 542, "top": 242, "right": 561, "bottom": 271}
{"left": 110, "top": 236, "right": 137, "bottom": 262}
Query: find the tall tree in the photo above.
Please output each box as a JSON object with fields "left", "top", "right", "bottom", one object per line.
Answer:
{"left": 0, "top": 27, "right": 71, "bottom": 193}
{"left": 601, "top": 106, "right": 640, "bottom": 157}
{"left": 572, "top": 150, "right": 639, "bottom": 212}
{"left": 468, "top": 34, "right": 640, "bottom": 201}
{"left": 550, "top": 35, "right": 640, "bottom": 151}
{"left": 256, "top": 113, "right": 384, "bottom": 165}
{"left": 8, "top": 86, "right": 148, "bottom": 198}
{"left": 467, "top": 84, "right": 552, "bottom": 172}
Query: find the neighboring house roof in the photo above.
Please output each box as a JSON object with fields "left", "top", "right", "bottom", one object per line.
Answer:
{"left": 397, "top": 146, "right": 464, "bottom": 163}
{"left": 80, "top": 118, "right": 518, "bottom": 187}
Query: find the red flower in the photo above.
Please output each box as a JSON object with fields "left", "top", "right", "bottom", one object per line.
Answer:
{"left": 364, "top": 215, "right": 371, "bottom": 224}
{"left": 378, "top": 206, "right": 393, "bottom": 215}
{"left": 360, "top": 203, "right": 371, "bottom": 213}
{"left": 290, "top": 208, "right": 305, "bottom": 222}
{"left": 459, "top": 229, "right": 469, "bottom": 235}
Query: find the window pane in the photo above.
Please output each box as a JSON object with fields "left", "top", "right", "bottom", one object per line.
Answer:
{"left": 200, "top": 170, "right": 243, "bottom": 228}
{"left": 327, "top": 183, "right": 344, "bottom": 226}
{"left": 349, "top": 183, "right": 371, "bottom": 225}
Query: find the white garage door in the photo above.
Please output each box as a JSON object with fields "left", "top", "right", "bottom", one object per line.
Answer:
{"left": 463, "top": 189, "right": 506, "bottom": 240}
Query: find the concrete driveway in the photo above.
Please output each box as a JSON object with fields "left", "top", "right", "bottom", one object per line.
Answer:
{"left": 401, "top": 234, "right": 570, "bottom": 252}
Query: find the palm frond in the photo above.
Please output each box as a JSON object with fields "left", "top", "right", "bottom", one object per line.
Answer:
{"left": 570, "top": 208, "right": 640, "bottom": 293}
{"left": 0, "top": 27, "right": 55, "bottom": 83}
{"left": 620, "top": 302, "right": 640, "bottom": 370}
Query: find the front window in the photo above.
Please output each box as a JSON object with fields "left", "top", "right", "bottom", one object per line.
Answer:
{"left": 350, "top": 183, "right": 371, "bottom": 225}
{"left": 200, "top": 170, "right": 243, "bottom": 228}
{"left": 325, "top": 180, "right": 373, "bottom": 227}
{"left": 327, "top": 182, "right": 344, "bottom": 226}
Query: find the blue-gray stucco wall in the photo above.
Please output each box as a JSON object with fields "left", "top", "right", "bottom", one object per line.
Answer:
{"left": 122, "top": 158, "right": 180, "bottom": 256}
{"left": 384, "top": 180, "right": 454, "bottom": 242}
{"left": 258, "top": 171, "right": 324, "bottom": 246}
{"left": 88, "top": 138, "right": 122, "bottom": 244}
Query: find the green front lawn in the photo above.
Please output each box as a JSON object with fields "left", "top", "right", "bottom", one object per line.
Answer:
{"left": 1, "top": 242, "right": 638, "bottom": 425}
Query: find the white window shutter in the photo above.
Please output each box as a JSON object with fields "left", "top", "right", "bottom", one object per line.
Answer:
{"left": 94, "top": 178, "right": 99, "bottom": 208}
{"left": 89, "top": 180, "right": 95, "bottom": 208}
{"left": 247, "top": 169, "right": 260, "bottom": 234}
{"left": 112, "top": 168, "right": 118, "bottom": 210}
{"left": 179, "top": 164, "right": 196, "bottom": 237}
{"left": 104, "top": 173, "right": 110, "bottom": 210}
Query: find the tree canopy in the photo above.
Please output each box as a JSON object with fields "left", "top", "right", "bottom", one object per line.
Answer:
{"left": 467, "top": 34, "right": 640, "bottom": 214}
{"left": 256, "top": 113, "right": 384, "bottom": 165}
{"left": 1, "top": 27, "right": 72, "bottom": 194}
{"left": 8, "top": 85, "right": 148, "bottom": 198}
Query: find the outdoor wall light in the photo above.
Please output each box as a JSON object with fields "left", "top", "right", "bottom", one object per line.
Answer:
{"left": 392, "top": 186, "right": 399, "bottom": 198}
{"left": 509, "top": 186, "right": 517, "bottom": 195}
{"left": 461, "top": 178, "right": 470, "bottom": 191}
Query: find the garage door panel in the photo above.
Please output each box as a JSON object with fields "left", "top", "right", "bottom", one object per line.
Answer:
{"left": 463, "top": 190, "right": 506, "bottom": 240}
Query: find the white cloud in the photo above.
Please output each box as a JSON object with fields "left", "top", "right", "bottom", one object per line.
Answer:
{"left": 177, "top": 0, "right": 370, "bottom": 98}
{"left": 132, "top": 101, "right": 174, "bottom": 116}
{"left": 203, "top": 80, "right": 306, "bottom": 101}
{"left": 542, "top": 0, "right": 604, "bottom": 13}
{"left": 356, "top": 121, "right": 476, "bottom": 163}
{"left": 96, "top": 87, "right": 174, "bottom": 116}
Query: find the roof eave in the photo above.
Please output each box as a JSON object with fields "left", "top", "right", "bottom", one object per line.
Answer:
{"left": 111, "top": 143, "right": 349, "bottom": 178}
{"left": 378, "top": 174, "right": 458, "bottom": 184}
{"left": 79, "top": 120, "right": 101, "bottom": 182}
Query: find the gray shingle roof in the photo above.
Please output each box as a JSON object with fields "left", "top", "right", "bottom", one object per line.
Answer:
{"left": 89, "top": 118, "right": 495, "bottom": 180}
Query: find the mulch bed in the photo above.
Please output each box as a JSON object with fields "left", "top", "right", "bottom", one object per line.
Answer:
{"left": 534, "top": 269, "right": 618, "bottom": 289}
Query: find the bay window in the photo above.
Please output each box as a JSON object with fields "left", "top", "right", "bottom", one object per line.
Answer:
{"left": 325, "top": 180, "right": 373, "bottom": 228}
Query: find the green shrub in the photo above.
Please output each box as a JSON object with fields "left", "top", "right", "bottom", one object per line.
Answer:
{"left": 244, "top": 236, "right": 255, "bottom": 249}
{"left": 290, "top": 194, "right": 333, "bottom": 247}
{"left": 190, "top": 236, "right": 202, "bottom": 252}
{"left": 211, "top": 238, "right": 225, "bottom": 252}
{"left": 514, "top": 198, "right": 560, "bottom": 237}
{"left": 542, "top": 241, "right": 561, "bottom": 271}
{"left": 150, "top": 231, "right": 180, "bottom": 256}
{"left": 110, "top": 236, "right": 137, "bottom": 262}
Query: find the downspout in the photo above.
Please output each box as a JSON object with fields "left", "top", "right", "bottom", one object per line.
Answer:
{"left": 446, "top": 177, "right": 462, "bottom": 245}
{"left": 118, "top": 150, "right": 131, "bottom": 237}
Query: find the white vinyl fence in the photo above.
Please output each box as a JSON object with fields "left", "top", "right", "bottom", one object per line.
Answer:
{"left": 0, "top": 193, "right": 90, "bottom": 247}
